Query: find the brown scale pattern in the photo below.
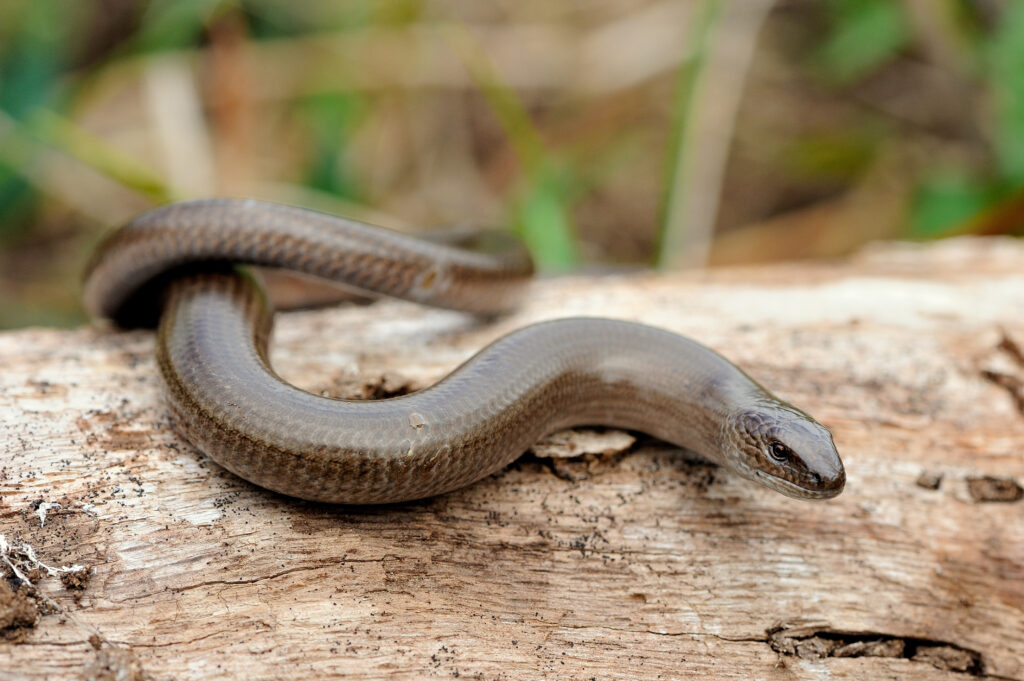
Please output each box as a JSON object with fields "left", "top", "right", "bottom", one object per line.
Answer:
{"left": 86, "top": 198, "right": 844, "bottom": 503}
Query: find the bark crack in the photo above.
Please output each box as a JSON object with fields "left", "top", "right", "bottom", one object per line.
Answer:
{"left": 766, "top": 622, "right": 1002, "bottom": 678}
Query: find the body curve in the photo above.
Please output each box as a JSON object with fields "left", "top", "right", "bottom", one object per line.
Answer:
{"left": 85, "top": 199, "right": 845, "bottom": 503}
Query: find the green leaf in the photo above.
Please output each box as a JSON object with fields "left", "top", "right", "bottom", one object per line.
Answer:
{"left": 0, "top": 0, "right": 72, "bottom": 227}
{"left": 134, "top": 0, "right": 226, "bottom": 53}
{"left": 910, "top": 173, "right": 994, "bottom": 238}
{"left": 514, "top": 165, "right": 579, "bottom": 271}
{"left": 297, "top": 92, "right": 367, "bottom": 200}
{"left": 783, "top": 132, "right": 877, "bottom": 182}
{"left": 816, "top": 0, "right": 910, "bottom": 84}
{"left": 986, "top": 1, "right": 1024, "bottom": 182}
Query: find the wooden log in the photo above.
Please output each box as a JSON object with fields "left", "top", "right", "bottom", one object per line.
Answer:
{"left": 1, "top": 237, "right": 1022, "bottom": 680}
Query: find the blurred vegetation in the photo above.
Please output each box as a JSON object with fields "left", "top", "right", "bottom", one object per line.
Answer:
{"left": 0, "top": 0, "right": 1021, "bottom": 328}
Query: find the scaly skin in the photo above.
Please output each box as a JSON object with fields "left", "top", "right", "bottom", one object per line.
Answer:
{"left": 84, "top": 198, "right": 845, "bottom": 503}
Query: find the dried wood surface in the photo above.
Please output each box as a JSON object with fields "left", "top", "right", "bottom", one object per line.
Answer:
{"left": 1, "top": 238, "right": 1023, "bottom": 681}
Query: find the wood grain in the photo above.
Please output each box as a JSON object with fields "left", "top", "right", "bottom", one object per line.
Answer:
{"left": 1, "top": 237, "right": 1022, "bottom": 680}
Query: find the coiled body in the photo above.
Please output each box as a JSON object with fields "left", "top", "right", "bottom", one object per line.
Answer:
{"left": 85, "top": 199, "right": 845, "bottom": 503}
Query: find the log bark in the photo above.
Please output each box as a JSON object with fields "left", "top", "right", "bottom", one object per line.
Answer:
{"left": 1, "top": 237, "right": 1023, "bottom": 681}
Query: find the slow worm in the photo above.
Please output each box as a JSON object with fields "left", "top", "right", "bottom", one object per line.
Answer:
{"left": 84, "top": 199, "right": 845, "bottom": 503}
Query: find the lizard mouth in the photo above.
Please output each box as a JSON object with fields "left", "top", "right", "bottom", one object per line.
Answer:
{"left": 754, "top": 470, "right": 844, "bottom": 500}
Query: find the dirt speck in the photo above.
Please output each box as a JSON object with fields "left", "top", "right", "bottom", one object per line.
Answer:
{"left": 0, "top": 580, "right": 41, "bottom": 640}
{"left": 61, "top": 567, "right": 92, "bottom": 592}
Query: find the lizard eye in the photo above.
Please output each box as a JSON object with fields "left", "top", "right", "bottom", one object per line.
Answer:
{"left": 768, "top": 441, "right": 792, "bottom": 463}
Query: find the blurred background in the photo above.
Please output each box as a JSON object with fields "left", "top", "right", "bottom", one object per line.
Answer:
{"left": 0, "top": 0, "right": 1021, "bottom": 328}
